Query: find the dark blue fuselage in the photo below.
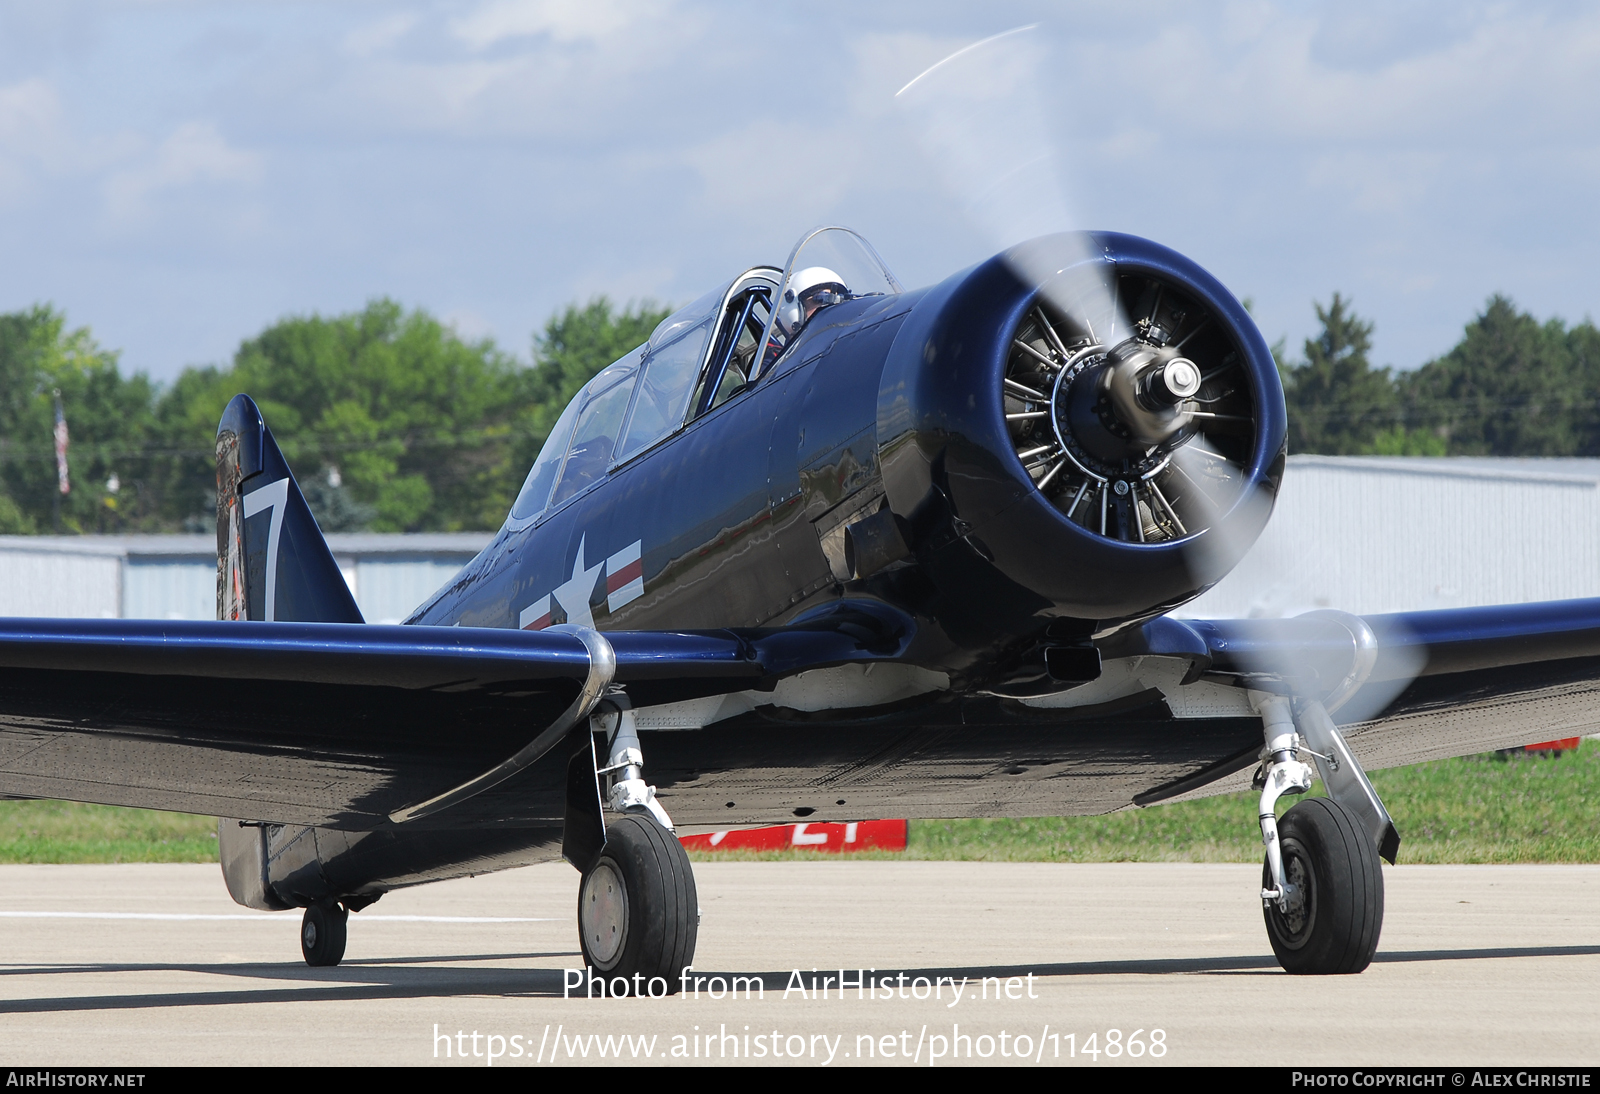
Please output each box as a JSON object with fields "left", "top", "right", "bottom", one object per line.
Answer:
{"left": 413, "top": 290, "right": 913, "bottom": 632}
{"left": 411, "top": 232, "right": 1286, "bottom": 691}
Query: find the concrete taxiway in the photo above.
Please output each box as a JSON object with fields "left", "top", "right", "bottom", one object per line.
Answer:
{"left": 0, "top": 860, "right": 1595, "bottom": 1067}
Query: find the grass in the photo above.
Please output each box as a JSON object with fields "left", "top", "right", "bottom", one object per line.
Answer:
{"left": 0, "top": 800, "right": 218, "bottom": 864}
{"left": 696, "top": 740, "right": 1600, "bottom": 865}
{"left": 2, "top": 741, "right": 1597, "bottom": 865}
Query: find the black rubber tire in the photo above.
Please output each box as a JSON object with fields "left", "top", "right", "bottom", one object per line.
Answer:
{"left": 1263, "top": 797, "right": 1384, "bottom": 975}
{"left": 577, "top": 815, "right": 698, "bottom": 995}
{"left": 301, "top": 901, "right": 348, "bottom": 967}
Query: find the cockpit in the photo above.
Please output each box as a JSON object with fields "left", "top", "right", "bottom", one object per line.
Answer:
{"left": 507, "top": 227, "right": 901, "bottom": 525}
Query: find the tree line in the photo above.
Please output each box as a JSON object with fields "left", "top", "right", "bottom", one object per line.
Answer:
{"left": 0, "top": 298, "right": 667, "bottom": 534}
{"left": 0, "top": 290, "right": 1595, "bottom": 535}
{"left": 1278, "top": 294, "right": 1600, "bottom": 458}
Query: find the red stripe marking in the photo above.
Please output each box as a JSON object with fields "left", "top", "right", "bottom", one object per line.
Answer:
{"left": 522, "top": 615, "right": 551, "bottom": 631}
{"left": 607, "top": 558, "right": 643, "bottom": 594}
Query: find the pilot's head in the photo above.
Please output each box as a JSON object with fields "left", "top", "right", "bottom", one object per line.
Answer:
{"left": 782, "top": 266, "right": 848, "bottom": 330}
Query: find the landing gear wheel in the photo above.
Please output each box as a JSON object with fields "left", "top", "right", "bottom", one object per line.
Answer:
{"left": 1264, "top": 798, "right": 1384, "bottom": 975}
{"left": 301, "top": 900, "right": 348, "bottom": 967}
{"left": 578, "top": 815, "right": 698, "bottom": 995}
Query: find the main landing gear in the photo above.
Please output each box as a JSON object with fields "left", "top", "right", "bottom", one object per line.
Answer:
{"left": 579, "top": 815, "right": 699, "bottom": 987}
{"left": 301, "top": 899, "right": 348, "bottom": 967}
{"left": 1251, "top": 692, "right": 1395, "bottom": 975}
{"left": 1262, "top": 798, "right": 1384, "bottom": 974}
{"left": 577, "top": 701, "right": 698, "bottom": 994}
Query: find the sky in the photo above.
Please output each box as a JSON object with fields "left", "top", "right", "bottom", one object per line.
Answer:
{"left": 0, "top": 0, "right": 1597, "bottom": 383}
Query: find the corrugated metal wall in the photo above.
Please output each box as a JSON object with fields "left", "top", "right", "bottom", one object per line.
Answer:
{"left": 0, "top": 533, "right": 488, "bottom": 622}
{"left": 0, "top": 544, "right": 122, "bottom": 618}
{"left": 352, "top": 557, "right": 473, "bottom": 625}
{"left": 1180, "top": 456, "right": 1600, "bottom": 618}
{"left": 6, "top": 457, "right": 1600, "bottom": 624}
{"left": 123, "top": 558, "right": 214, "bottom": 620}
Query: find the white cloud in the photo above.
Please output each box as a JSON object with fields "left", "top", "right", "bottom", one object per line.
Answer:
{"left": 103, "top": 121, "right": 261, "bottom": 223}
{"left": 0, "top": 78, "right": 68, "bottom": 187}
{"left": 309, "top": 1, "right": 710, "bottom": 142}
{"left": 4, "top": 1, "right": 1600, "bottom": 383}
{"left": 444, "top": 306, "right": 494, "bottom": 342}
{"left": 0, "top": 78, "right": 59, "bottom": 145}
{"left": 451, "top": 0, "right": 649, "bottom": 50}
{"left": 0, "top": 77, "right": 142, "bottom": 206}
{"left": 1065, "top": 4, "right": 1600, "bottom": 146}
{"left": 342, "top": 12, "right": 419, "bottom": 58}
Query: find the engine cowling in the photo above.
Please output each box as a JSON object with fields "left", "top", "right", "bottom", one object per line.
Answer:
{"left": 875, "top": 232, "right": 1286, "bottom": 672}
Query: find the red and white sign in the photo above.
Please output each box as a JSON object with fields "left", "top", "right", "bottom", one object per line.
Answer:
{"left": 679, "top": 819, "right": 907, "bottom": 854}
{"left": 1525, "top": 737, "right": 1582, "bottom": 752}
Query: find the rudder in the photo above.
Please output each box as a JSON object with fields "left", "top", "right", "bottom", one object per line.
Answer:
{"left": 215, "top": 393, "right": 363, "bottom": 624}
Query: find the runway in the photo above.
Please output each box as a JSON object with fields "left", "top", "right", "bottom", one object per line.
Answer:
{"left": 0, "top": 861, "right": 1596, "bottom": 1067}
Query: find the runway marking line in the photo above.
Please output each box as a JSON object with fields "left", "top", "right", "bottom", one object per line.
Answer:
{"left": 0, "top": 912, "right": 559, "bottom": 923}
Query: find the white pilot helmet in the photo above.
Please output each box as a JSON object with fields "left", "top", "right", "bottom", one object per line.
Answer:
{"left": 779, "top": 266, "right": 848, "bottom": 330}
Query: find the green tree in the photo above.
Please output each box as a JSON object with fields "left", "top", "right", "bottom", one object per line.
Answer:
{"left": 0, "top": 306, "right": 158, "bottom": 533}
{"left": 1400, "top": 296, "right": 1590, "bottom": 456}
{"left": 153, "top": 300, "right": 526, "bottom": 533}
{"left": 151, "top": 296, "right": 670, "bottom": 534}
{"left": 0, "top": 295, "right": 676, "bottom": 535}
{"left": 1279, "top": 294, "right": 1402, "bottom": 454}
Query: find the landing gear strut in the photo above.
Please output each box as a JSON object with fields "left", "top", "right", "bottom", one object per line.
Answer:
{"left": 1251, "top": 692, "right": 1387, "bottom": 975}
{"left": 574, "top": 701, "right": 698, "bottom": 994}
{"left": 301, "top": 899, "right": 348, "bottom": 967}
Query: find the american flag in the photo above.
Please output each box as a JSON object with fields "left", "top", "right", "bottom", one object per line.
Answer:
{"left": 52, "top": 392, "right": 69, "bottom": 496}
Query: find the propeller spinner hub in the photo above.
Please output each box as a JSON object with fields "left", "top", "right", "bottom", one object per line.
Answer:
{"left": 1056, "top": 339, "right": 1197, "bottom": 470}
{"left": 1145, "top": 357, "right": 1202, "bottom": 406}
{"left": 1001, "top": 276, "right": 1262, "bottom": 546}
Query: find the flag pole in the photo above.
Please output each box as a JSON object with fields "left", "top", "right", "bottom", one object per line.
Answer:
{"left": 52, "top": 389, "right": 69, "bottom": 532}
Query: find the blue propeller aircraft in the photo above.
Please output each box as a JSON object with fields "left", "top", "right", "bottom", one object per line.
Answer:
{"left": 3, "top": 226, "right": 1596, "bottom": 984}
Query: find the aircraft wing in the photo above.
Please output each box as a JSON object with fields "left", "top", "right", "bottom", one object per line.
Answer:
{"left": 0, "top": 617, "right": 793, "bottom": 829}
{"left": 3, "top": 599, "right": 1596, "bottom": 832}
{"left": 1140, "top": 598, "right": 1600, "bottom": 801}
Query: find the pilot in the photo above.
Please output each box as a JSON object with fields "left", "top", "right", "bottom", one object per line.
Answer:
{"left": 782, "top": 266, "right": 849, "bottom": 332}
{"left": 763, "top": 266, "right": 849, "bottom": 373}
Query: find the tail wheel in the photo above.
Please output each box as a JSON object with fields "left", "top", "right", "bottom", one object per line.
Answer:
{"left": 1263, "top": 798, "right": 1384, "bottom": 974}
{"left": 1003, "top": 273, "right": 1260, "bottom": 542}
{"left": 578, "top": 815, "right": 698, "bottom": 993}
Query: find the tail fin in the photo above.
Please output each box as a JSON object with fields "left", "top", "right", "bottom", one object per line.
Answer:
{"left": 215, "top": 394, "right": 363, "bottom": 624}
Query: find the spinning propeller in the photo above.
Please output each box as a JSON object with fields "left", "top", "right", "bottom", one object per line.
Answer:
{"left": 895, "top": 26, "right": 1420, "bottom": 723}
{"left": 896, "top": 27, "right": 1259, "bottom": 565}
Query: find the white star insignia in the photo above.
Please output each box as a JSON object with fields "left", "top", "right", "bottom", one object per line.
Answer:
{"left": 550, "top": 535, "right": 604, "bottom": 630}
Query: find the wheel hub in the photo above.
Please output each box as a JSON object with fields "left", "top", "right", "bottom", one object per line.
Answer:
{"left": 1279, "top": 852, "right": 1312, "bottom": 938}
{"left": 580, "top": 861, "right": 629, "bottom": 968}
